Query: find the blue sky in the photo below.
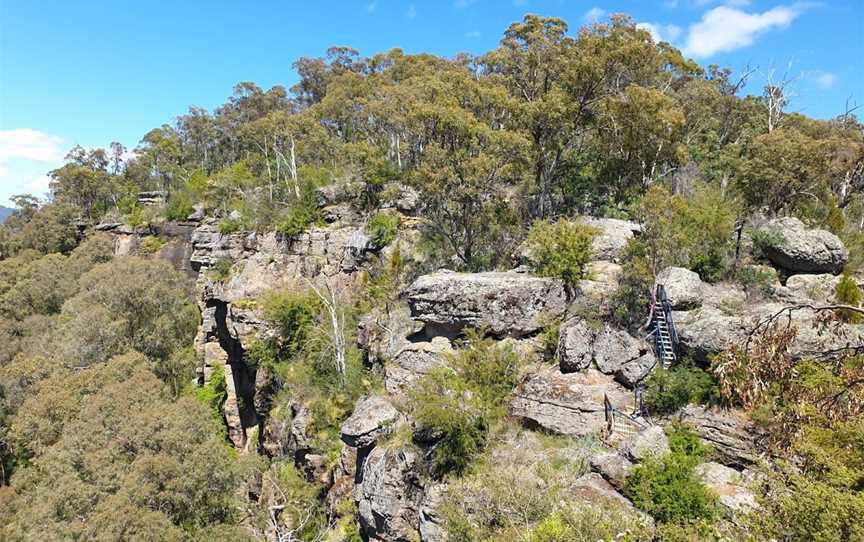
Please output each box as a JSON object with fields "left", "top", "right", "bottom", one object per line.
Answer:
{"left": 0, "top": 0, "right": 861, "bottom": 206}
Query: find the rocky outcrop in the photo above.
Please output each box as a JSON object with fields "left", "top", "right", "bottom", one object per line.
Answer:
{"left": 616, "top": 353, "right": 658, "bottom": 388}
{"left": 558, "top": 318, "right": 648, "bottom": 379}
{"left": 340, "top": 396, "right": 403, "bottom": 449}
{"left": 357, "top": 446, "right": 425, "bottom": 542}
{"left": 510, "top": 366, "right": 633, "bottom": 437}
{"left": 673, "top": 307, "right": 749, "bottom": 362}
{"left": 657, "top": 266, "right": 704, "bottom": 310}
{"left": 677, "top": 405, "right": 763, "bottom": 467}
{"left": 590, "top": 452, "right": 633, "bottom": 491}
{"left": 784, "top": 273, "right": 840, "bottom": 302}
{"left": 620, "top": 425, "right": 670, "bottom": 462}
{"left": 593, "top": 325, "right": 646, "bottom": 374}
{"left": 405, "top": 271, "right": 566, "bottom": 338}
{"left": 695, "top": 462, "right": 759, "bottom": 517}
{"left": 757, "top": 217, "right": 848, "bottom": 274}
{"left": 558, "top": 318, "right": 595, "bottom": 372}
{"left": 384, "top": 338, "right": 452, "bottom": 394}
{"left": 580, "top": 217, "right": 641, "bottom": 262}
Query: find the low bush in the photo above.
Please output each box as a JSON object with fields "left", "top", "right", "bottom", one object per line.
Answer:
{"left": 834, "top": 273, "right": 862, "bottom": 323}
{"left": 164, "top": 193, "right": 195, "bottom": 221}
{"left": 408, "top": 330, "right": 519, "bottom": 475}
{"left": 260, "top": 289, "right": 320, "bottom": 360}
{"left": 625, "top": 426, "right": 717, "bottom": 525}
{"left": 609, "top": 240, "right": 654, "bottom": 331}
{"left": 366, "top": 212, "right": 400, "bottom": 250}
{"left": 210, "top": 257, "right": 234, "bottom": 281}
{"left": 194, "top": 365, "right": 227, "bottom": 428}
{"left": 643, "top": 363, "right": 721, "bottom": 415}
{"left": 139, "top": 235, "right": 165, "bottom": 254}
{"left": 525, "top": 219, "right": 597, "bottom": 291}
{"left": 217, "top": 218, "right": 242, "bottom": 235}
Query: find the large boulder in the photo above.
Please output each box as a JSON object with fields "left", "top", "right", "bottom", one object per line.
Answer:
{"left": 616, "top": 353, "right": 658, "bottom": 388}
{"left": 757, "top": 217, "right": 848, "bottom": 274}
{"left": 593, "top": 325, "right": 647, "bottom": 374}
{"left": 657, "top": 267, "right": 704, "bottom": 310}
{"left": 558, "top": 318, "right": 595, "bottom": 372}
{"left": 357, "top": 446, "right": 425, "bottom": 542}
{"left": 673, "top": 307, "right": 749, "bottom": 363}
{"left": 510, "top": 367, "right": 633, "bottom": 437}
{"left": 404, "top": 271, "right": 566, "bottom": 338}
{"left": 341, "top": 396, "right": 403, "bottom": 449}
{"left": 580, "top": 217, "right": 641, "bottom": 262}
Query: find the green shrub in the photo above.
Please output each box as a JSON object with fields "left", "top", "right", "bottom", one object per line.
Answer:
{"left": 834, "top": 273, "right": 862, "bottom": 323}
{"left": 750, "top": 228, "right": 784, "bottom": 260}
{"left": 526, "top": 219, "right": 597, "bottom": 290}
{"left": 217, "top": 218, "right": 241, "bottom": 235}
{"left": 736, "top": 265, "right": 777, "bottom": 298}
{"left": 625, "top": 426, "right": 716, "bottom": 525}
{"left": 195, "top": 366, "right": 227, "bottom": 425}
{"left": 165, "top": 194, "right": 195, "bottom": 221}
{"left": 408, "top": 330, "right": 519, "bottom": 475}
{"left": 278, "top": 186, "right": 319, "bottom": 238}
{"left": 366, "top": 212, "right": 400, "bottom": 250}
{"left": 139, "top": 235, "right": 165, "bottom": 254}
{"left": 210, "top": 257, "right": 233, "bottom": 281}
{"left": 643, "top": 363, "right": 721, "bottom": 415}
{"left": 260, "top": 289, "right": 321, "bottom": 359}
{"left": 610, "top": 240, "right": 654, "bottom": 331}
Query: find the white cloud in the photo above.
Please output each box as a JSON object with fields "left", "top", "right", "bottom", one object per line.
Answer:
{"left": 465, "top": 29, "right": 481, "bottom": 38}
{"left": 682, "top": 4, "right": 803, "bottom": 58}
{"left": 23, "top": 175, "right": 52, "bottom": 198}
{"left": 366, "top": 1, "right": 377, "bottom": 13}
{"left": 637, "top": 22, "right": 683, "bottom": 43}
{"left": 813, "top": 71, "right": 838, "bottom": 90}
{"left": 0, "top": 129, "right": 65, "bottom": 177}
{"left": 406, "top": 4, "right": 417, "bottom": 19}
{"left": 584, "top": 7, "right": 606, "bottom": 22}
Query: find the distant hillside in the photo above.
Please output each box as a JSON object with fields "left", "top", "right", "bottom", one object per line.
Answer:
{"left": 0, "top": 206, "right": 13, "bottom": 223}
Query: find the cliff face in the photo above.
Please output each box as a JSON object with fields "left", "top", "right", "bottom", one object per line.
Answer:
{"left": 98, "top": 186, "right": 863, "bottom": 541}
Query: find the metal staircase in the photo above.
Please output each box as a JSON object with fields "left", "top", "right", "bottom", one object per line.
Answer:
{"left": 649, "top": 285, "right": 679, "bottom": 369}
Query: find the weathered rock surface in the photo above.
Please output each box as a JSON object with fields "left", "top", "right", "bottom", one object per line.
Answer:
{"left": 558, "top": 319, "right": 647, "bottom": 377}
{"left": 558, "top": 318, "right": 595, "bottom": 372}
{"left": 405, "top": 271, "right": 566, "bottom": 338}
{"left": 657, "top": 266, "right": 704, "bottom": 310}
{"left": 590, "top": 452, "right": 634, "bottom": 491}
{"left": 418, "top": 484, "right": 445, "bottom": 542}
{"left": 621, "top": 425, "right": 671, "bottom": 462}
{"left": 784, "top": 273, "right": 840, "bottom": 302}
{"left": 580, "top": 217, "right": 641, "bottom": 262}
{"left": 569, "top": 473, "right": 654, "bottom": 531}
{"left": 577, "top": 260, "right": 623, "bottom": 300}
{"left": 675, "top": 303, "right": 864, "bottom": 362}
{"left": 341, "top": 396, "right": 403, "bottom": 449}
{"left": 757, "top": 217, "right": 848, "bottom": 274}
{"left": 673, "top": 307, "right": 749, "bottom": 362}
{"left": 616, "top": 352, "right": 658, "bottom": 388}
{"left": 695, "top": 462, "right": 759, "bottom": 516}
{"left": 357, "top": 446, "right": 425, "bottom": 542}
{"left": 510, "top": 367, "right": 633, "bottom": 437}
{"left": 677, "top": 405, "right": 762, "bottom": 467}
{"left": 385, "top": 337, "right": 452, "bottom": 394}
{"left": 593, "top": 325, "right": 646, "bottom": 374}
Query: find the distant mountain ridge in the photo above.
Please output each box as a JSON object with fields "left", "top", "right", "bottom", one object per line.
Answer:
{"left": 0, "top": 206, "right": 13, "bottom": 223}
